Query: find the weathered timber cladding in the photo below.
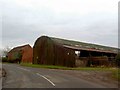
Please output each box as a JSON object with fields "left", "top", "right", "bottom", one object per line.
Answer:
{"left": 33, "top": 36, "right": 54, "bottom": 64}
{"left": 33, "top": 36, "right": 75, "bottom": 67}
{"left": 54, "top": 44, "right": 75, "bottom": 67}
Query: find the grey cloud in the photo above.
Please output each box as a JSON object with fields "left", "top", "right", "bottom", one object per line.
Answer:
{"left": 2, "top": 0, "right": 118, "bottom": 49}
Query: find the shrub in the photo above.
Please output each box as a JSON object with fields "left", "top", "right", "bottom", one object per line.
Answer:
{"left": 115, "top": 53, "right": 120, "bottom": 67}
{"left": 2, "top": 57, "right": 8, "bottom": 62}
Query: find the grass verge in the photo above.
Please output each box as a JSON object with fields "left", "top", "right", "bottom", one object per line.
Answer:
{"left": 20, "top": 63, "right": 69, "bottom": 70}
{"left": 111, "top": 68, "right": 120, "bottom": 81}
{"left": 20, "top": 63, "right": 120, "bottom": 81}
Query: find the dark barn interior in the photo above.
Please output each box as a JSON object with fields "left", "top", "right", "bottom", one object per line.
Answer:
{"left": 64, "top": 45, "right": 117, "bottom": 67}
{"left": 33, "top": 36, "right": 118, "bottom": 67}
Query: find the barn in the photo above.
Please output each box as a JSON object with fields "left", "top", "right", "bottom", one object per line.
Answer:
{"left": 7, "top": 44, "right": 33, "bottom": 63}
{"left": 33, "top": 36, "right": 117, "bottom": 67}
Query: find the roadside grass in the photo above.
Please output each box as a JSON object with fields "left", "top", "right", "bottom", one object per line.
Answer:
{"left": 111, "top": 68, "right": 120, "bottom": 81}
{"left": 20, "top": 63, "right": 116, "bottom": 71}
{"left": 20, "top": 63, "right": 69, "bottom": 69}
{"left": 20, "top": 63, "right": 120, "bottom": 81}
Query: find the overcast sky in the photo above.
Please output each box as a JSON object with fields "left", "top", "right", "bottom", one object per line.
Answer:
{"left": 1, "top": 0, "right": 119, "bottom": 49}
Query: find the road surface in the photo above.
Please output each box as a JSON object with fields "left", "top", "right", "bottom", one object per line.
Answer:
{"left": 2, "top": 63, "right": 112, "bottom": 88}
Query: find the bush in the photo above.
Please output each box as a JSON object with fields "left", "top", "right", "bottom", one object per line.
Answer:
{"left": 2, "top": 57, "right": 8, "bottom": 62}
{"left": 115, "top": 53, "right": 120, "bottom": 67}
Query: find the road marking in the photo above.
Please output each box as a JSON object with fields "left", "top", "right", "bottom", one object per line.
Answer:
{"left": 36, "top": 73, "right": 55, "bottom": 87}
{"left": 17, "top": 67, "right": 30, "bottom": 72}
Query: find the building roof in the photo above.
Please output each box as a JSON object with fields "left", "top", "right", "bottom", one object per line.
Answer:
{"left": 9, "top": 44, "right": 32, "bottom": 53}
{"left": 50, "top": 37, "right": 118, "bottom": 54}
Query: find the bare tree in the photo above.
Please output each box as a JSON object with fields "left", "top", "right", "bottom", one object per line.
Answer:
{"left": 2, "top": 46, "right": 11, "bottom": 57}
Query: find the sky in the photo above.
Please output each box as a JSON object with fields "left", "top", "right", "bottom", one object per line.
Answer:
{"left": 1, "top": 0, "right": 119, "bottom": 49}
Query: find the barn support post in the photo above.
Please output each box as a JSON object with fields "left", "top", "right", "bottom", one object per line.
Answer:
{"left": 87, "top": 52, "right": 92, "bottom": 67}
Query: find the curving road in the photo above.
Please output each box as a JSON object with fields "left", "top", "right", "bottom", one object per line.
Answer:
{"left": 2, "top": 63, "right": 109, "bottom": 88}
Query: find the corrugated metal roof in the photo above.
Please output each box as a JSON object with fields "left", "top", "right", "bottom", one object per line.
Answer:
{"left": 50, "top": 37, "right": 118, "bottom": 54}
{"left": 63, "top": 45, "right": 117, "bottom": 54}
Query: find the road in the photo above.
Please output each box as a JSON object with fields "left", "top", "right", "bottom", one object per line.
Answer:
{"left": 2, "top": 63, "right": 111, "bottom": 88}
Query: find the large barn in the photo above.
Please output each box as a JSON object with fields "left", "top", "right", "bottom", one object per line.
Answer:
{"left": 7, "top": 44, "right": 33, "bottom": 63}
{"left": 33, "top": 36, "right": 117, "bottom": 67}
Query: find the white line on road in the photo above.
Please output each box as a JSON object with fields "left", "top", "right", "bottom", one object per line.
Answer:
{"left": 36, "top": 73, "right": 55, "bottom": 87}
{"left": 17, "top": 67, "right": 30, "bottom": 72}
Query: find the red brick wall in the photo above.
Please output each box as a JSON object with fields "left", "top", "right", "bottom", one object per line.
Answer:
{"left": 22, "top": 46, "right": 33, "bottom": 63}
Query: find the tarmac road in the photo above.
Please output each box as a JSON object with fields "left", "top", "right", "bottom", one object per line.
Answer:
{"left": 2, "top": 63, "right": 109, "bottom": 88}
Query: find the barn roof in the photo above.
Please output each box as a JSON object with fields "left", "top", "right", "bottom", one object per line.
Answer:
{"left": 9, "top": 44, "right": 32, "bottom": 53}
{"left": 50, "top": 37, "right": 118, "bottom": 54}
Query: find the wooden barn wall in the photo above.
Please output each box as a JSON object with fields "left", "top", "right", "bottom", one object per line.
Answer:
{"left": 54, "top": 44, "right": 75, "bottom": 67}
{"left": 33, "top": 36, "right": 75, "bottom": 67}
{"left": 33, "top": 36, "right": 54, "bottom": 64}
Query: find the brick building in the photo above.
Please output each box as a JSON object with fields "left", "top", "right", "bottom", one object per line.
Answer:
{"left": 7, "top": 44, "right": 33, "bottom": 63}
